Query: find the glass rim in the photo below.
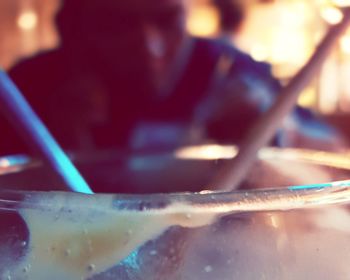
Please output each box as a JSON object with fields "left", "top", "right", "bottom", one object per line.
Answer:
{"left": 1, "top": 180, "right": 350, "bottom": 216}
{"left": 1, "top": 145, "right": 350, "bottom": 215}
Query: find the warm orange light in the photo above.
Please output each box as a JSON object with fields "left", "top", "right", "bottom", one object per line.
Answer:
{"left": 298, "top": 87, "right": 317, "bottom": 108}
{"left": 17, "top": 10, "right": 38, "bottom": 31}
{"left": 250, "top": 44, "right": 269, "bottom": 62}
{"left": 320, "top": 6, "right": 343, "bottom": 24}
{"left": 175, "top": 145, "right": 237, "bottom": 160}
{"left": 340, "top": 35, "right": 350, "bottom": 53}
{"left": 331, "top": 0, "right": 350, "bottom": 7}
{"left": 187, "top": 6, "right": 219, "bottom": 37}
{"left": 319, "top": 56, "right": 340, "bottom": 114}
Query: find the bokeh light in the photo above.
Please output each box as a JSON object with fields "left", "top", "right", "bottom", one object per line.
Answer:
{"left": 17, "top": 10, "right": 38, "bottom": 31}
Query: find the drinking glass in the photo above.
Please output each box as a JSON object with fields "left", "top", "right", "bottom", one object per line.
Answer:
{"left": 1, "top": 146, "right": 350, "bottom": 280}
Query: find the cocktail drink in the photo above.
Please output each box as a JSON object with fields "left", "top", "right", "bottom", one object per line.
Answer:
{"left": 1, "top": 146, "right": 350, "bottom": 279}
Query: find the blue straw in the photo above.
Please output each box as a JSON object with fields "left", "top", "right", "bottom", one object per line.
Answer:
{"left": 0, "top": 70, "right": 93, "bottom": 194}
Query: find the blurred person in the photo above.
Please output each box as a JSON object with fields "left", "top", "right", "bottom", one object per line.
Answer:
{"left": 0, "top": 0, "right": 346, "bottom": 158}
{"left": 212, "top": 0, "right": 246, "bottom": 42}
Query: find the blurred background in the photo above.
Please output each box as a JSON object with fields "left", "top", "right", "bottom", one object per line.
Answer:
{"left": 1, "top": 0, "right": 350, "bottom": 142}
